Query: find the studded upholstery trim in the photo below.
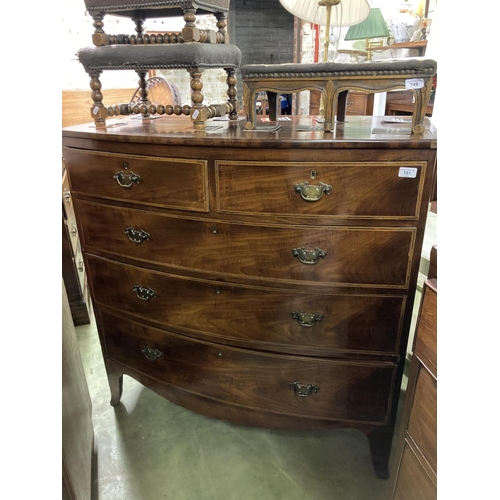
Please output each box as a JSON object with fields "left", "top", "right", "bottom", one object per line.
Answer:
{"left": 84, "top": 0, "right": 230, "bottom": 13}
{"left": 241, "top": 58, "right": 437, "bottom": 79}
{"left": 77, "top": 44, "right": 241, "bottom": 71}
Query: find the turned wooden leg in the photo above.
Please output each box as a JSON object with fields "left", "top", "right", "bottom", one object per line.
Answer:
{"left": 88, "top": 71, "right": 108, "bottom": 128}
{"left": 136, "top": 70, "right": 151, "bottom": 119}
{"left": 367, "top": 426, "right": 394, "bottom": 479}
{"left": 105, "top": 361, "right": 123, "bottom": 407}
{"left": 189, "top": 69, "right": 206, "bottom": 130}
{"left": 225, "top": 68, "right": 239, "bottom": 120}
{"left": 215, "top": 12, "right": 227, "bottom": 43}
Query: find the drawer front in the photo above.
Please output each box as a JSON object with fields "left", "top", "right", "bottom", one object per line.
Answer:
{"left": 407, "top": 366, "right": 437, "bottom": 474}
{"left": 87, "top": 256, "right": 406, "bottom": 356}
{"left": 414, "top": 280, "right": 437, "bottom": 377}
{"left": 216, "top": 161, "right": 425, "bottom": 219}
{"left": 346, "top": 92, "right": 371, "bottom": 115}
{"left": 63, "top": 148, "right": 209, "bottom": 212}
{"left": 394, "top": 440, "right": 437, "bottom": 500}
{"left": 77, "top": 201, "right": 415, "bottom": 288}
{"left": 100, "top": 312, "right": 395, "bottom": 424}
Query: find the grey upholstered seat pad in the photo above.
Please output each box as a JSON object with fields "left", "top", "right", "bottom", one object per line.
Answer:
{"left": 241, "top": 58, "right": 437, "bottom": 78}
{"left": 78, "top": 44, "right": 241, "bottom": 71}
{"left": 83, "top": 0, "right": 230, "bottom": 17}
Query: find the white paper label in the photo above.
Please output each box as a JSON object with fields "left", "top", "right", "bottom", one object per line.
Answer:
{"left": 405, "top": 78, "right": 424, "bottom": 90}
{"left": 92, "top": 105, "right": 99, "bottom": 116}
{"left": 399, "top": 167, "right": 418, "bottom": 178}
{"left": 192, "top": 109, "right": 200, "bottom": 119}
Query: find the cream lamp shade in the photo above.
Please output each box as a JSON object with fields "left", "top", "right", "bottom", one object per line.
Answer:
{"left": 278, "top": 0, "right": 370, "bottom": 28}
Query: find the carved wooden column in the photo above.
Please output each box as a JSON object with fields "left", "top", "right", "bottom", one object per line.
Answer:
{"left": 136, "top": 70, "right": 151, "bottom": 118}
{"left": 189, "top": 69, "right": 206, "bottom": 130}
{"left": 215, "top": 12, "right": 227, "bottom": 43}
{"left": 91, "top": 11, "right": 109, "bottom": 46}
{"left": 226, "top": 69, "right": 238, "bottom": 119}
{"left": 89, "top": 71, "right": 107, "bottom": 127}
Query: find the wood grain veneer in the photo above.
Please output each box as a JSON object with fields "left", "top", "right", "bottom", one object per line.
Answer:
{"left": 62, "top": 115, "right": 437, "bottom": 480}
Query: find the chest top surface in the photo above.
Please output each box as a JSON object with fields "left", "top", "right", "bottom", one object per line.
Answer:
{"left": 62, "top": 115, "right": 437, "bottom": 150}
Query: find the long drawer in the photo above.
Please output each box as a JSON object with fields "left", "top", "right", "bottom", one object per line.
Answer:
{"left": 99, "top": 312, "right": 396, "bottom": 424}
{"left": 77, "top": 200, "right": 415, "bottom": 288}
{"left": 63, "top": 148, "right": 209, "bottom": 212}
{"left": 216, "top": 161, "right": 426, "bottom": 219}
{"left": 86, "top": 255, "right": 406, "bottom": 356}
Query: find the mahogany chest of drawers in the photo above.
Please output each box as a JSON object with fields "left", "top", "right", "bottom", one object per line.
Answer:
{"left": 62, "top": 115, "right": 437, "bottom": 479}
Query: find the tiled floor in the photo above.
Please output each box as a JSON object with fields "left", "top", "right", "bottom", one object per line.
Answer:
{"left": 74, "top": 206, "right": 437, "bottom": 500}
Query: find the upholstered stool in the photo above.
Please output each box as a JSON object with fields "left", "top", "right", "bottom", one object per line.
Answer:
{"left": 78, "top": 43, "right": 241, "bottom": 129}
{"left": 84, "top": 0, "right": 232, "bottom": 46}
{"left": 79, "top": 0, "right": 241, "bottom": 129}
{"left": 241, "top": 58, "right": 437, "bottom": 134}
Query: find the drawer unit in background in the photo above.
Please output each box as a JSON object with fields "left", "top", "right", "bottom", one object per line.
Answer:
{"left": 309, "top": 90, "right": 374, "bottom": 116}
{"left": 391, "top": 278, "right": 437, "bottom": 498}
{"left": 62, "top": 164, "right": 91, "bottom": 326}
{"left": 62, "top": 115, "right": 437, "bottom": 480}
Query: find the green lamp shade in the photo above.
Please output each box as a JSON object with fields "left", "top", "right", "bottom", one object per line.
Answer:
{"left": 344, "top": 7, "right": 389, "bottom": 40}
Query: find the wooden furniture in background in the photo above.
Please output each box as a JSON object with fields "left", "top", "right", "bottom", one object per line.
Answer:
{"left": 62, "top": 157, "right": 91, "bottom": 326}
{"left": 310, "top": 90, "right": 374, "bottom": 116}
{"left": 63, "top": 115, "right": 437, "bottom": 480}
{"left": 391, "top": 271, "right": 437, "bottom": 498}
{"left": 367, "top": 40, "right": 428, "bottom": 57}
{"left": 62, "top": 280, "right": 94, "bottom": 500}
{"left": 385, "top": 89, "right": 433, "bottom": 117}
{"left": 62, "top": 88, "right": 136, "bottom": 128}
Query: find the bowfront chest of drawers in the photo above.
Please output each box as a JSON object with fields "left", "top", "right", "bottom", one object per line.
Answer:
{"left": 62, "top": 115, "right": 437, "bottom": 479}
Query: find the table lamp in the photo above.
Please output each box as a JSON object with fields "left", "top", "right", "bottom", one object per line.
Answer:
{"left": 344, "top": 7, "right": 390, "bottom": 61}
{"left": 279, "top": 0, "right": 370, "bottom": 62}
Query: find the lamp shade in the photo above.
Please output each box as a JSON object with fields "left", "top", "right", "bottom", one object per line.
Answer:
{"left": 344, "top": 7, "right": 390, "bottom": 40}
{"left": 279, "top": 0, "right": 370, "bottom": 28}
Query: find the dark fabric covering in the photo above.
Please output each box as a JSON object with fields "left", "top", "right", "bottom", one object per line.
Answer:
{"left": 241, "top": 58, "right": 437, "bottom": 78}
{"left": 83, "top": 0, "right": 230, "bottom": 17}
{"left": 78, "top": 43, "right": 241, "bottom": 71}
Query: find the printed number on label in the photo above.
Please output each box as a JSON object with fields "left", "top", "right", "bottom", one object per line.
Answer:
{"left": 405, "top": 78, "right": 425, "bottom": 89}
{"left": 398, "top": 167, "right": 418, "bottom": 178}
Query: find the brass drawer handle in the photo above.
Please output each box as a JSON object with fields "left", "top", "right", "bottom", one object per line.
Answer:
{"left": 292, "top": 247, "right": 327, "bottom": 265}
{"left": 77, "top": 261, "right": 84, "bottom": 272}
{"left": 142, "top": 346, "right": 163, "bottom": 361}
{"left": 113, "top": 170, "right": 140, "bottom": 188}
{"left": 291, "top": 311, "right": 324, "bottom": 327}
{"left": 293, "top": 181, "right": 331, "bottom": 202}
{"left": 133, "top": 285, "right": 157, "bottom": 300}
{"left": 71, "top": 224, "right": 78, "bottom": 236}
{"left": 289, "top": 382, "right": 319, "bottom": 397}
{"left": 125, "top": 227, "right": 150, "bottom": 244}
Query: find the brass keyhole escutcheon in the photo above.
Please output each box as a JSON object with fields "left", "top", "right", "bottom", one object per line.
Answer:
{"left": 310, "top": 170, "right": 317, "bottom": 179}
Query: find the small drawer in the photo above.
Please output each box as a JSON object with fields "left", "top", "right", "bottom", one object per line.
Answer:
{"left": 77, "top": 200, "right": 415, "bottom": 288}
{"left": 63, "top": 148, "right": 209, "bottom": 212}
{"left": 86, "top": 255, "right": 406, "bottom": 357}
{"left": 100, "top": 312, "right": 396, "bottom": 424}
{"left": 346, "top": 92, "right": 373, "bottom": 115}
{"left": 216, "top": 161, "right": 426, "bottom": 219}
